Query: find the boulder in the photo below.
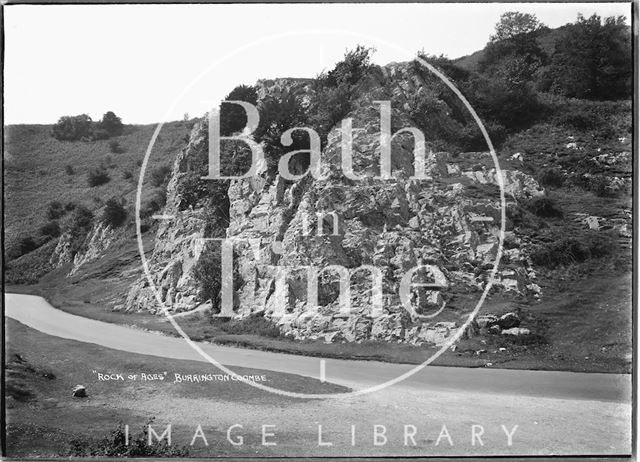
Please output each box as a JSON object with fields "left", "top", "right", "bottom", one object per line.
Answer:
{"left": 72, "top": 385, "right": 87, "bottom": 398}
{"left": 498, "top": 312, "right": 520, "bottom": 329}
{"left": 502, "top": 327, "right": 531, "bottom": 336}
{"left": 476, "top": 314, "right": 498, "bottom": 328}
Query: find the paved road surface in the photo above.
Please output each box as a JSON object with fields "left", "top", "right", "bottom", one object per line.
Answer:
{"left": 4, "top": 293, "right": 633, "bottom": 455}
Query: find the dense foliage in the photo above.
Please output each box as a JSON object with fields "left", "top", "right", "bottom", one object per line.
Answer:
{"left": 219, "top": 85, "right": 259, "bottom": 136}
{"left": 102, "top": 197, "right": 128, "bottom": 228}
{"left": 51, "top": 111, "right": 125, "bottom": 141}
{"left": 68, "top": 422, "right": 189, "bottom": 457}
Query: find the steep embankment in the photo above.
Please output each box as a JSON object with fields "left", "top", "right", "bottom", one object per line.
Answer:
{"left": 125, "top": 63, "right": 546, "bottom": 345}
{"left": 4, "top": 121, "right": 192, "bottom": 283}
{"left": 5, "top": 57, "right": 632, "bottom": 372}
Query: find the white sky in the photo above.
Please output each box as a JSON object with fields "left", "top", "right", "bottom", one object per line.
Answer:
{"left": 4, "top": 3, "right": 632, "bottom": 125}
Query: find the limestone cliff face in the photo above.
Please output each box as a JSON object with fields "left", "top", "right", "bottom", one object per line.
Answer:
{"left": 124, "top": 62, "right": 544, "bottom": 345}
{"left": 50, "top": 222, "right": 125, "bottom": 277}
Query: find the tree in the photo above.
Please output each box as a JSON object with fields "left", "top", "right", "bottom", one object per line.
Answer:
{"left": 219, "top": 85, "right": 258, "bottom": 136}
{"left": 51, "top": 114, "right": 94, "bottom": 141}
{"left": 255, "top": 92, "right": 309, "bottom": 175}
{"left": 481, "top": 12, "right": 547, "bottom": 80}
{"left": 307, "top": 46, "right": 376, "bottom": 147}
{"left": 98, "top": 111, "right": 124, "bottom": 136}
{"left": 490, "top": 12, "right": 544, "bottom": 42}
{"left": 541, "top": 14, "right": 631, "bottom": 99}
{"left": 324, "top": 45, "right": 375, "bottom": 87}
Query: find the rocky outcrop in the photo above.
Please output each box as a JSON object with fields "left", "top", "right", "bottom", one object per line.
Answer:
{"left": 50, "top": 222, "right": 124, "bottom": 276}
{"left": 124, "top": 62, "right": 544, "bottom": 346}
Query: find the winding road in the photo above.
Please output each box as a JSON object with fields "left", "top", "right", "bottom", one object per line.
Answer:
{"left": 4, "top": 293, "right": 633, "bottom": 455}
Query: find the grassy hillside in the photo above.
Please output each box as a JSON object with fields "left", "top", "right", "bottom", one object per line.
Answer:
{"left": 4, "top": 122, "right": 191, "bottom": 241}
{"left": 3, "top": 43, "right": 632, "bottom": 374}
{"left": 4, "top": 121, "right": 193, "bottom": 281}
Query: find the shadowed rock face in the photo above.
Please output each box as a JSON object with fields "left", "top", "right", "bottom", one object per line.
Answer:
{"left": 124, "top": 62, "right": 544, "bottom": 345}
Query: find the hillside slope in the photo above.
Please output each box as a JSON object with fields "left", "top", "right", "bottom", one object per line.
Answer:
{"left": 4, "top": 121, "right": 193, "bottom": 282}
{"left": 3, "top": 54, "right": 632, "bottom": 373}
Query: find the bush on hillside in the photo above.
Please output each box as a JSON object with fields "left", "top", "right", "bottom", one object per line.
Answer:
{"left": 102, "top": 197, "right": 128, "bottom": 228}
{"left": 219, "top": 85, "right": 259, "bottom": 136}
{"left": 39, "top": 220, "right": 61, "bottom": 238}
{"left": 530, "top": 230, "right": 617, "bottom": 268}
{"left": 307, "top": 46, "right": 375, "bottom": 146}
{"left": 98, "top": 111, "right": 124, "bottom": 137}
{"left": 18, "top": 236, "right": 39, "bottom": 256}
{"left": 64, "top": 164, "right": 75, "bottom": 175}
{"left": 150, "top": 164, "right": 172, "bottom": 187}
{"left": 523, "top": 196, "right": 563, "bottom": 218}
{"left": 255, "top": 92, "right": 309, "bottom": 175}
{"left": 141, "top": 188, "right": 167, "bottom": 218}
{"left": 323, "top": 45, "right": 374, "bottom": 88}
{"left": 192, "top": 243, "right": 222, "bottom": 309}
{"left": 87, "top": 167, "right": 111, "bottom": 187}
{"left": 537, "top": 167, "right": 565, "bottom": 188}
{"left": 218, "top": 311, "right": 283, "bottom": 338}
{"left": 51, "top": 114, "right": 94, "bottom": 141}
{"left": 539, "top": 14, "right": 631, "bottom": 100}
{"left": 92, "top": 128, "right": 110, "bottom": 140}
{"left": 109, "top": 139, "right": 125, "bottom": 153}
{"left": 47, "top": 201, "right": 66, "bottom": 220}
{"left": 62, "top": 205, "right": 94, "bottom": 238}
{"left": 176, "top": 172, "right": 228, "bottom": 211}
{"left": 67, "top": 422, "right": 189, "bottom": 457}
{"left": 458, "top": 120, "right": 507, "bottom": 151}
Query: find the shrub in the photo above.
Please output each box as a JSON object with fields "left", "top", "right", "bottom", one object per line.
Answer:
{"left": 92, "top": 128, "right": 110, "bottom": 140}
{"left": 255, "top": 92, "right": 308, "bottom": 175}
{"left": 18, "top": 236, "right": 39, "bottom": 256}
{"left": 407, "top": 89, "right": 463, "bottom": 150}
{"left": 523, "top": 196, "right": 563, "bottom": 218}
{"left": 140, "top": 188, "right": 167, "bottom": 218}
{"left": 219, "top": 311, "right": 283, "bottom": 338}
{"left": 87, "top": 167, "right": 111, "bottom": 187}
{"left": 98, "top": 111, "right": 124, "bottom": 137}
{"left": 102, "top": 197, "right": 128, "bottom": 228}
{"left": 323, "top": 45, "right": 374, "bottom": 88}
{"left": 306, "top": 46, "right": 375, "bottom": 146}
{"left": 51, "top": 114, "right": 93, "bottom": 141}
{"left": 150, "top": 164, "right": 172, "bottom": 187}
{"left": 537, "top": 167, "right": 565, "bottom": 188}
{"left": 67, "top": 422, "right": 189, "bottom": 457}
{"left": 464, "top": 73, "right": 545, "bottom": 131}
{"left": 122, "top": 168, "right": 133, "bottom": 180}
{"left": 62, "top": 205, "right": 94, "bottom": 237}
{"left": 109, "top": 139, "right": 125, "bottom": 153}
{"left": 176, "top": 172, "right": 227, "bottom": 211}
{"left": 458, "top": 120, "right": 507, "bottom": 151}
{"left": 64, "top": 164, "right": 75, "bottom": 175}
{"left": 192, "top": 243, "right": 222, "bottom": 309}
{"left": 65, "top": 201, "right": 77, "bottom": 212}
{"left": 219, "top": 85, "right": 259, "bottom": 136}
{"left": 59, "top": 205, "right": 94, "bottom": 256}
{"left": 40, "top": 221, "right": 61, "bottom": 238}
{"left": 46, "top": 201, "right": 66, "bottom": 220}
{"left": 531, "top": 230, "right": 617, "bottom": 268}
